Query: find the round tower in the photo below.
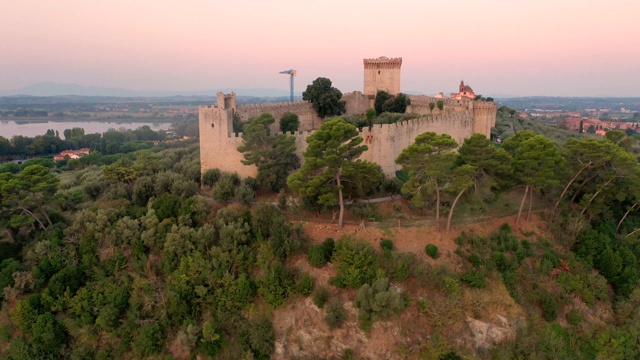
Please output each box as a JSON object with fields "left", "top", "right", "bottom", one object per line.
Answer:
{"left": 363, "top": 57, "right": 402, "bottom": 97}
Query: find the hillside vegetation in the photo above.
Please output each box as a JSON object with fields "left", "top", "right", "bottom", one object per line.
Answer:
{"left": 2, "top": 118, "right": 640, "bottom": 359}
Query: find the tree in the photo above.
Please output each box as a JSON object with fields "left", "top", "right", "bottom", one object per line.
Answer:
{"left": 237, "top": 113, "right": 300, "bottom": 192}
{"left": 287, "top": 118, "right": 381, "bottom": 229}
{"left": 444, "top": 164, "right": 476, "bottom": 232}
{"left": 63, "top": 127, "right": 85, "bottom": 140}
{"left": 103, "top": 157, "right": 138, "bottom": 187}
{"left": 279, "top": 112, "right": 300, "bottom": 133}
{"left": 0, "top": 165, "right": 60, "bottom": 231}
{"left": 302, "top": 77, "right": 345, "bottom": 118}
{"left": 374, "top": 91, "right": 410, "bottom": 115}
{"left": 554, "top": 138, "right": 621, "bottom": 215}
{"left": 238, "top": 317, "right": 275, "bottom": 359}
{"left": 29, "top": 312, "right": 68, "bottom": 357}
{"left": 395, "top": 132, "right": 458, "bottom": 231}
{"left": 577, "top": 145, "right": 638, "bottom": 219}
{"left": 383, "top": 93, "right": 410, "bottom": 114}
{"left": 374, "top": 90, "right": 392, "bottom": 115}
{"left": 505, "top": 134, "right": 564, "bottom": 225}
{"left": 458, "top": 133, "right": 512, "bottom": 190}
{"left": 232, "top": 112, "right": 245, "bottom": 133}
{"left": 0, "top": 136, "right": 11, "bottom": 158}
{"left": 606, "top": 129, "right": 638, "bottom": 154}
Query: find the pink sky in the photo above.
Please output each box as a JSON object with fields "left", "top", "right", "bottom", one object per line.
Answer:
{"left": 1, "top": 0, "right": 639, "bottom": 96}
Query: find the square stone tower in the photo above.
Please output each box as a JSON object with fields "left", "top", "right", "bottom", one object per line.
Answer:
{"left": 363, "top": 57, "right": 402, "bottom": 97}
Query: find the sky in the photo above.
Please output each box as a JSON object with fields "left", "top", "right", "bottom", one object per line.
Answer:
{"left": 1, "top": 0, "right": 639, "bottom": 97}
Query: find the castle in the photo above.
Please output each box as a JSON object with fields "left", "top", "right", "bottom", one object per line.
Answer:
{"left": 199, "top": 57, "right": 497, "bottom": 178}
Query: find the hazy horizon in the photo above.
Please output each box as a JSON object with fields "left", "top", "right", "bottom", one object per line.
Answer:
{"left": 2, "top": 0, "right": 639, "bottom": 97}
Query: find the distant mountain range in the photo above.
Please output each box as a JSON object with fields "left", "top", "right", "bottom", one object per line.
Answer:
{"left": 0, "top": 82, "right": 291, "bottom": 98}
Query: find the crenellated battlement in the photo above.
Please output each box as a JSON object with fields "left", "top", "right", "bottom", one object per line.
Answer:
{"left": 238, "top": 100, "right": 308, "bottom": 110}
{"left": 363, "top": 57, "right": 403, "bottom": 69}
{"left": 472, "top": 101, "right": 498, "bottom": 110}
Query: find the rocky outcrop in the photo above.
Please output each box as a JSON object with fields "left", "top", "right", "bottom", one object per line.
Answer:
{"left": 465, "top": 315, "right": 515, "bottom": 352}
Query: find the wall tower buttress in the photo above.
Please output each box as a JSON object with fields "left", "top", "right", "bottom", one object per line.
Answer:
{"left": 363, "top": 57, "right": 402, "bottom": 97}
{"left": 472, "top": 101, "right": 498, "bottom": 139}
{"left": 199, "top": 92, "right": 257, "bottom": 178}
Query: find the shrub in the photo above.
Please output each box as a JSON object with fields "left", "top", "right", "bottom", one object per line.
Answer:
{"left": 382, "top": 178, "right": 403, "bottom": 195}
{"left": 426, "top": 244, "right": 439, "bottom": 259}
{"left": 557, "top": 272, "right": 596, "bottom": 306}
{"left": 566, "top": 309, "right": 582, "bottom": 325}
{"left": 342, "top": 348, "right": 355, "bottom": 360}
{"left": 380, "top": 239, "right": 394, "bottom": 251}
{"left": 259, "top": 262, "right": 294, "bottom": 308}
{"left": 200, "top": 321, "right": 222, "bottom": 356}
{"left": 331, "top": 238, "right": 378, "bottom": 288}
{"left": 350, "top": 201, "right": 378, "bottom": 220}
{"left": 417, "top": 299, "right": 429, "bottom": 313}
{"left": 202, "top": 168, "right": 222, "bottom": 187}
{"left": 322, "top": 237, "right": 335, "bottom": 260}
{"left": 308, "top": 245, "right": 328, "bottom": 268}
{"left": 324, "top": 299, "right": 348, "bottom": 329}
{"left": 296, "top": 273, "right": 315, "bottom": 296}
{"left": 388, "top": 253, "right": 413, "bottom": 281}
{"left": 154, "top": 193, "right": 181, "bottom": 220}
{"left": 467, "top": 252, "right": 481, "bottom": 267}
{"left": 235, "top": 183, "right": 255, "bottom": 205}
{"left": 539, "top": 291, "right": 559, "bottom": 322}
{"left": 437, "top": 100, "right": 444, "bottom": 111}
{"left": 243, "top": 176, "right": 259, "bottom": 191}
{"left": 313, "top": 287, "right": 329, "bottom": 308}
{"left": 460, "top": 268, "right": 487, "bottom": 288}
{"left": 379, "top": 251, "right": 414, "bottom": 282}
{"left": 440, "top": 352, "right": 463, "bottom": 360}
{"left": 443, "top": 276, "right": 461, "bottom": 298}
{"left": 354, "top": 277, "right": 404, "bottom": 325}
{"left": 277, "top": 189, "right": 287, "bottom": 210}
{"left": 25, "top": 312, "right": 67, "bottom": 358}
{"left": 251, "top": 202, "right": 280, "bottom": 239}
{"left": 132, "top": 322, "right": 163, "bottom": 357}
{"left": 238, "top": 317, "right": 275, "bottom": 360}
{"left": 212, "top": 173, "right": 238, "bottom": 202}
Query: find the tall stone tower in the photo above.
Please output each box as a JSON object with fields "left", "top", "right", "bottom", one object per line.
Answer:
{"left": 363, "top": 57, "right": 402, "bottom": 97}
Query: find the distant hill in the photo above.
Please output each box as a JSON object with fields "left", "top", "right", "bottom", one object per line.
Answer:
{"left": 0, "top": 82, "right": 290, "bottom": 98}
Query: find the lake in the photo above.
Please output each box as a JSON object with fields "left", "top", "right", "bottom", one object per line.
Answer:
{"left": 0, "top": 120, "right": 173, "bottom": 138}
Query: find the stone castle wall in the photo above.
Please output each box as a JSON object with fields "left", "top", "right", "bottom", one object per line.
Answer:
{"left": 342, "top": 91, "right": 372, "bottom": 115}
{"left": 199, "top": 54, "right": 498, "bottom": 180}
{"left": 199, "top": 99, "right": 496, "bottom": 178}
{"left": 235, "top": 101, "right": 322, "bottom": 133}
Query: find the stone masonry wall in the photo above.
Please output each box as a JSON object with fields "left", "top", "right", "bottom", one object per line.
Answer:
{"left": 200, "top": 105, "right": 481, "bottom": 178}
{"left": 200, "top": 90, "right": 497, "bottom": 179}
{"left": 236, "top": 101, "right": 321, "bottom": 134}
{"left": 342, "top": 91, "right": 371, "bottom": 116}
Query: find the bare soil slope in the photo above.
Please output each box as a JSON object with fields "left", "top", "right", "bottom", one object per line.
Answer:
{"left": 272, "top": 213, "right": 548, "bottom": 359}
